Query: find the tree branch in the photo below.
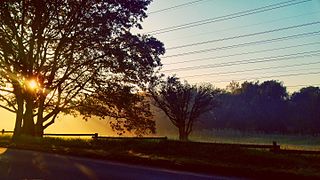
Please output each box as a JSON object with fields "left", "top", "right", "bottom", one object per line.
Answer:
{"left": 0, "top": 94, "right": 17, "bottom": 111}
{"left": 43, "top": 113, "right": 58, "bottom": 130}
{"left": 0, "top": 104, "right": 16, "bottom": 113}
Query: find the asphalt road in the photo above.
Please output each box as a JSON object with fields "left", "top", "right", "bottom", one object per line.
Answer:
{"left": 0, "top": 148, "right": 239, "bottom": 180}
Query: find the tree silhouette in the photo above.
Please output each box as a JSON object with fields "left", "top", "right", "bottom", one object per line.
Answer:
{"left": 203, "top": 80, "right": 288, "bottom": 133}
{"left": 0, "top": 0, "right": 164, "bottom": 137}
{"left": 150, "top": 76, "right": 219, "bottom": 141}
{"left": 289, "top": 86, "right": 320, "bottom": 134}
{"left": 226, "top": 81, "right": 241, "bottom": 94}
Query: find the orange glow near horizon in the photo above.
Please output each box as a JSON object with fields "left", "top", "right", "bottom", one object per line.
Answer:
{"left": 0, "top": 147, "right": 7, "bottom": 155}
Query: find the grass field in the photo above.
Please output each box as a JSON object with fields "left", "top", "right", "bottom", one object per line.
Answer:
{"left": 3, "top": 128, "right": 320, "bottom": 150}
{"left": 188, "top": 129, "right": 320, "bottom": 150}
{"left": 0, "top": 134, "right": 320, "bottom": 179}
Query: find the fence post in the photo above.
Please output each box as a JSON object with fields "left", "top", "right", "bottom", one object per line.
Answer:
{"left": 271, "top": 141, "right": 280, "bottom": 152}
{"left": 1, "top": 129, "right": 4, "bottom": 135}
{"left": 92, "top": 133, "right": 98, "bottom": 140}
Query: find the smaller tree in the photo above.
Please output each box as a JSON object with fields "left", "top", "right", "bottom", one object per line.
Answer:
{"left": 150, "top": 76, "right": 219, "bottom": 141}
{"left": 226, "top": 81, "right": 241, "bottom": 94}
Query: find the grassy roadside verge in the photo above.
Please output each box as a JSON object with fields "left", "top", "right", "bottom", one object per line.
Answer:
{"left": 0, "top": 135, "right": 320, "bottom": 179}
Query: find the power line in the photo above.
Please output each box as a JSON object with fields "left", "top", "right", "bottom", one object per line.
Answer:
{"left": 162, "top": 30, "right": 320, "bottom": 58}
{"left": 181, "top": 61, "right": 320, "bottom": 79}
{"left": 211, "top": 71, "right": 320, "bottom": 84}
{"left": 210, "top": 66, "right": 320, "bottom": 81}
{"left": 164, "top": 10, "right": 320, "bottom": 43}
{"left": 147, "top": 0, "right": 311, "bottom": 35}
{"left": 167, "top": 21, "right": 320, "bottom": 50}
{"left": 164, "top": 50, "right": 320, "bottom": 72}
{"left": 148, "top": 0, "right": 307, "bottom": 34}
{"left": 287, "top": 84, "right": 320, "bottom": 87}
{"left": 163, "top": 50, "right": 320, "bottom": 72}
{"left": 148, "top": 0, "right": 206, "bottom": 15}
{"left": 164, "top": 41, "right": 320, "bottom": 65}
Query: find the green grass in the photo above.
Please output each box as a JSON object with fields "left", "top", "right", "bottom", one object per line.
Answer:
{"left": 190, "top": 129, "right": 320, "bottom": 150}
{"left": 0, "top": 135, "right": 320, "bottom": 179}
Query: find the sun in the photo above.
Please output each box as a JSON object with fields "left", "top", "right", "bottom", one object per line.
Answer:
{"left": 27, "top": 79, "right": 39, "bottom": 90}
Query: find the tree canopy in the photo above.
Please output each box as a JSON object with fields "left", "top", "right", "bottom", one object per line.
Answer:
{"left": 199, "top": 81, "right": 320, "bottom": 135}
{"left": 289, "top": 86, "right": 320, "bottom": 133}
{"left": 150, "top": 76, "right": 219, "bottom": 141}
{"left": 0, "top": 0, "right": 165, "bottom": 137}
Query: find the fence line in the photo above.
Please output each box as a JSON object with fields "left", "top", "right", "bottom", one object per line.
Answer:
{"left": 1, "top": 129, "right": 166, "bottom": 140}
{"left": 2, "top": 129, "right": 320, "bottom": 154}
{"left": 94, "top": 136, "right": 168, "bottom": 140}
{"left": 1, "top": 129, "right": 13, "bottom": 134}
{"left": 43, "top": 133, "right": 96, "bottom": 137}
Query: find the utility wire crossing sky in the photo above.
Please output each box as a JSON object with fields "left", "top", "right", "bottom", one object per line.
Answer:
{"left": 137, "top": 0, "right": 320, "bottom": 92}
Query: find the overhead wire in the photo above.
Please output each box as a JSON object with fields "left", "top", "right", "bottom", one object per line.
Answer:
{"left": 181, "top": 61, "right": 320, "bottom": 78}
{"left": 164, "top": 10, "right": 320, "bottom": 43}
{"left": 162, "top": 30, "right": 320, "bottom": 58}
{"left": 201, "top": 66, "right": 320, "bottom": 79}
{"left": 287, "top": 84, "right": 320, "bottom": 87}
{"left": 211, "top": 71, "right": 320, "bottom": 84}
{"left": 164, "top": 41, "right": 320, "bottom": 65}
{"left": 147, "top": 0, "right": 311, "bottom": 35}
{"left": 148, "top": 0, "right": 306, "bottom": 34}
{"left": 148, "top": 0, "right": 206, "bottom": 15}
{"left": 163, "top": 50, "right": 320, "bottom": 72}
{"left": 146, "top": 0, "right": 319, "bottom": 88}
{"left": 166, "top": 21, "right": 320, "bottom": 50}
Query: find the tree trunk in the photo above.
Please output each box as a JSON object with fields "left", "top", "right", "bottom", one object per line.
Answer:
{"left": 21, "top": 96, "right": 35, "bottom": 136}
{"left": 178, "top": 126, "right": 188, "bottom": 141}
{"left": 13, "top": 96, "right": 23, "bottom": 137}
{"left": 12, "top": 83, "right": 24, "bottom": 138}
{"left": 35, "top": 97, "right": 45, "bottom": 137}
{"left": 35, "top": 123, "right": 44, "bottom": 137}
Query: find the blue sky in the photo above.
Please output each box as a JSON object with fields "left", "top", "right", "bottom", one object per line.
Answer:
{"left": 137, "top": 0, "right": 320, "bottom": 92}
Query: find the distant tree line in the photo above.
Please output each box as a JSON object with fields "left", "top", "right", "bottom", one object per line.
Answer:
{"left": 199, "top": 80, "right": 320, "bottom": 135}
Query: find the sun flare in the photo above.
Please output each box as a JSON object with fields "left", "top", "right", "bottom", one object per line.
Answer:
{"left": 27, "top": 79, "right": 39, "bottom": 90}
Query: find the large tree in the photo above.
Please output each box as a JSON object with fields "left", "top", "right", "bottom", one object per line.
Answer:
{"left": 0, "top": 0, "right": 164, "bottom": 137}
{"left": 150, "top": 76, "right": 219, "bottom": 141}
{"left": 289, "top": 86, "right": 320, "bottom": 134}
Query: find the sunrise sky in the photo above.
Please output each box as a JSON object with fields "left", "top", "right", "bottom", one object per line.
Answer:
{"left": 139, "top": 0, "right": 320, "bottom": 92}
{"left": 1, "top": 0, "right": 319, "bottom": 134}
